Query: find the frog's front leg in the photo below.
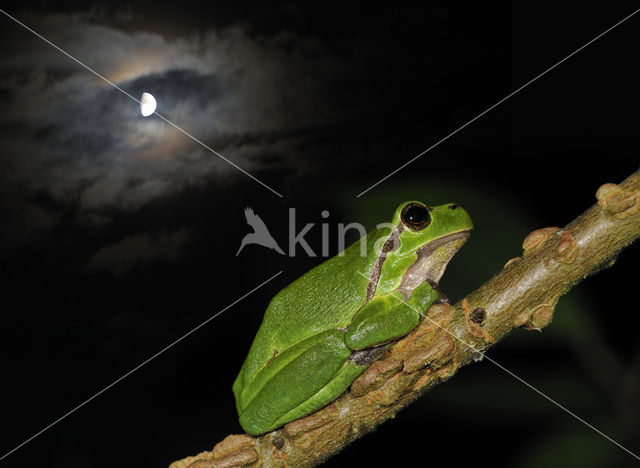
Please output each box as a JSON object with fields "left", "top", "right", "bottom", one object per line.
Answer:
{"left": 346, "top": 281, "right": 439, "bottom": 350}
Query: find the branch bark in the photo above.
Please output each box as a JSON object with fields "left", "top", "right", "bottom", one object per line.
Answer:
{"left": 170, "top": 170, "right": 640, "bottom": 468}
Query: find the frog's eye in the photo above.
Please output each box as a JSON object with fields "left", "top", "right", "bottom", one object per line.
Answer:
{"left": 401, "top": 203, "right": 431, "bottom": 231}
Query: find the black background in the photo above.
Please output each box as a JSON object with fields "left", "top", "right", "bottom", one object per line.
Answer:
{"left": 0, "top": 2, "right": 639, "bottom": 467}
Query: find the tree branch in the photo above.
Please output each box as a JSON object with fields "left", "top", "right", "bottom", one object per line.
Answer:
{"left": 170, "top": 170, "right": 640, "bottom": 468}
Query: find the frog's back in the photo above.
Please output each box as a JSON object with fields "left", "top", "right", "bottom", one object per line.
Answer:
{"left": 234, "top": 230, "right": 384, "bottom": 393}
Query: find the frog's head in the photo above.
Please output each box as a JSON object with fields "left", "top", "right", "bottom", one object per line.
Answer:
{"left": 375, "top": 201, "right": 473, "bottom": 296}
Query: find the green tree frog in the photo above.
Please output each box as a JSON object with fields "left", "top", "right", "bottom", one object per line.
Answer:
{"left": 233, "top": 201, "right": 473, "bottom": 435}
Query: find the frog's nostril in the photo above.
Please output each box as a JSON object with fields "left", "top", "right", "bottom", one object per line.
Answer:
{"left": 448, "top": 204, "right": 458, "bottom": 210}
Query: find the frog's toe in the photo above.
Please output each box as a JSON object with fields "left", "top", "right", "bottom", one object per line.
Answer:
{"left": 436, "top": 292, "right": 450, "bottom": 304}
{"left": 350, "top": 345, "right": 387, "bottom": 366}
{"left": 427, "top": 279, "right": 449, "bottom": 303}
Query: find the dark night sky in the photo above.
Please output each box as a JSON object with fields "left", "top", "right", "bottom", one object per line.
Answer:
{"left": 0, "top": 2, "right": 639, "bottom": 467}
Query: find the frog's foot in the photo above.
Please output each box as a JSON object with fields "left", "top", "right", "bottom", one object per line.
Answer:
{"left": 435, "top": 292, "right": 450, "bottom": 304}
{"left": 349, "top": 345, "right": 388, "bottom": 366}
{"left": 427, "top": 280, "right": 450, "bottom": 304}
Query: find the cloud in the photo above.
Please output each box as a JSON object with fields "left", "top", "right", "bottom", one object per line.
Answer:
{"left": 0, "top": 11, "right": 360, "bottom": 215}
{"left": 86, "top": 228, "right": 190, "bottom": 275}
{"left": 0, "top": 9, "right": 382, "bottom": 266}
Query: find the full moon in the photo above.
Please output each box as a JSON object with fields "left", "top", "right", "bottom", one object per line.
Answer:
{"left": 140, "top": 92, "right": 157, "bottom": 117}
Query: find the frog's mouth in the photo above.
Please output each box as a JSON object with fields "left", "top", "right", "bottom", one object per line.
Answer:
{"left": 398, "top": 230, "right": 471, "bottom": 295}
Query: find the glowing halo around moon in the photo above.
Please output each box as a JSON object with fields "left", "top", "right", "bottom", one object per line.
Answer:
{"left": 140, "top": 92, "right": 157, "bottom": 117}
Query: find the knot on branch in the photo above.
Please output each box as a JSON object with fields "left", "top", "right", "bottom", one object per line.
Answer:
{"left": 596, "top": 181, "right": 640, "bottom": 219}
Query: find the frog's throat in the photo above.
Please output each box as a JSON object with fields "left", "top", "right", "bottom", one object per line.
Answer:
{"left": 397, "top": 230, "right": 471, "bottom": 296}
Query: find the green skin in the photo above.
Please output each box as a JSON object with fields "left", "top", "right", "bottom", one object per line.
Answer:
{"left": 233, "top": 201, "right": 473, "bottom": 435}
